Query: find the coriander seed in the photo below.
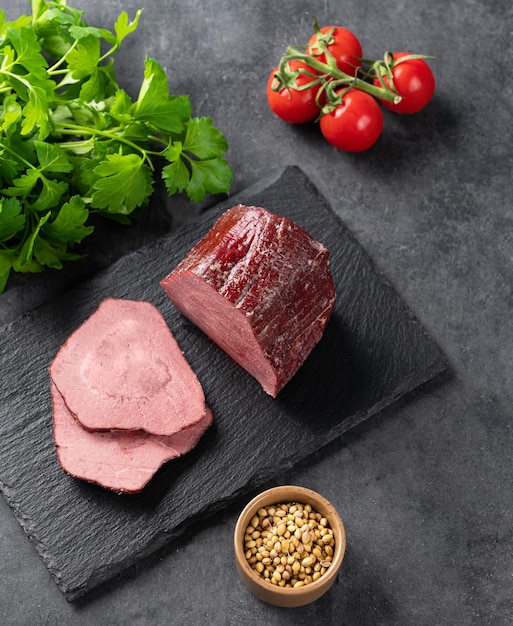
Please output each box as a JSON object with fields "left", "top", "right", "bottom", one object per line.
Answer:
{"left": 242, "top": 500, "right": 335, "bottom": 589}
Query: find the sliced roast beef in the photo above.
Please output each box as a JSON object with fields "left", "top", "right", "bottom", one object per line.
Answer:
{"left": 50, "top": 298, "right": 208, "bottom": 436}
{"left": 160, "top": 205, "right": 336, "bottom": 397}
{"left": 51, "top": 382, "right": 213, "bottom": 493}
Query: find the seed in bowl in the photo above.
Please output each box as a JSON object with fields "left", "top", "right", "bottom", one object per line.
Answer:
{"left": 243, "top": 501, "right": 335, "bottom": 588}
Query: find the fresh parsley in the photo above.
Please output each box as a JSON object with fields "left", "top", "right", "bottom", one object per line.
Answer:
{"left": 0, "top": 1, "right": 233, "bottom": 293}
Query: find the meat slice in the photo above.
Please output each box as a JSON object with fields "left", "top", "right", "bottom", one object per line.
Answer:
{"left": 49, "top": 298, "right": 208, "bottom": 436}
{"left": 160, "top": 205, "right": 336, "bottom": 397}
{"left": 51, "top": 382, "right": 213, "bottom": 493}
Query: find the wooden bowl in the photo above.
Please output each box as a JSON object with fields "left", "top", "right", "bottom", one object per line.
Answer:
{"left": 234, "top": 485, "right": 346, "bottom": 607}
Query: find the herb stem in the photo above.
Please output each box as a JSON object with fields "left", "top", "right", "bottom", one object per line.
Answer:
{"left": 54, "top": 122, "right": 155, "bottom": 170}
{"left": 0, "top": 140, "right": 37, "bottom": 170}
{"left": 98, "top": 44, "right": 119, "bottom": 65}
{"left": 47, "top": 39, "right": 79, "bottom": 74}
{"left": 0, "top": 70, "right": 34, "bottom": 94}
{"left": 57, "top": 139, "right": 93, "bottom": 151}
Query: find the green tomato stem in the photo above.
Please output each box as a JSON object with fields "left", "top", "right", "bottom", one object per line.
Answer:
{"left": 278, "top": 47, "right": 402, "bottom": 105}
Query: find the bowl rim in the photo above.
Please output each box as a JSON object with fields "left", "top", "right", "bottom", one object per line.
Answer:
{"left": 234, "top": 484, "right": 346, "bottom": 597}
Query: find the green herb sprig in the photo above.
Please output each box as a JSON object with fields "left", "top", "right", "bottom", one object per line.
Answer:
{"left": 0, "top": 1, "right": 233, "bottom": 293}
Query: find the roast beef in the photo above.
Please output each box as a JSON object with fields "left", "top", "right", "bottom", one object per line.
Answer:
{"left": 160, "top": 205, "right": 336, "bottom": 397}
{"left": 51, "top": 382, "right": 213, "bottom": 493}
{"left": 50, "top": 298, "right": 208, "bottom": 436}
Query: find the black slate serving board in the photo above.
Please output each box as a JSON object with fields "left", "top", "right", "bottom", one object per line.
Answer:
{"left": 0, "top": 166, "right": 447, "bottom": 601}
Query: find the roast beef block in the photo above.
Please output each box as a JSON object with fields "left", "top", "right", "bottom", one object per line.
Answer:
{"left": 160, "top": 205, "right": 336, "bottom": 397}
{"left": 51, "top": 382, "right": 213, "bottom": 493}
{"left": 50, "top": 298, "right": 209, "bottom": 436}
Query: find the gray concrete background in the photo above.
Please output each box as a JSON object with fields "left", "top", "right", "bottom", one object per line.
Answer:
{"left": 1, "top": 1, "right": 512, "bottom": 624}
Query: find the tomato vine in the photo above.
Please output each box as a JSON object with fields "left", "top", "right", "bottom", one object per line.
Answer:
{"left": 267, "top": 21, "right": 435, "bottom": 151}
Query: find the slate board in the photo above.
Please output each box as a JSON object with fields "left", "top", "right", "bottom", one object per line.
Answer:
{"left": 0, "top": 166, "right": 447, "bottom": 601}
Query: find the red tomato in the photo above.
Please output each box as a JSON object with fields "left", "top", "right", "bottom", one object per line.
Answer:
{"left": 266, "top": 60, "right": 322, "bottom": 124}
{"left": 374, "top": 52, "right": 435, "bottom": 114}
{"left": 319, "top": 89, "right": 383, "bottom": 152}
{"left": 307, "top": 26, "right": 362, "bottom": 78}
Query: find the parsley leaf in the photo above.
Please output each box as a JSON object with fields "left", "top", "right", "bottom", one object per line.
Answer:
{"left": 0, "top": 150, "right": 21, "bottom": 185}
{"left": 5, "top": 169, "right": 68, "bottom": 211}
{"left": 182, "top": 116, "right": 229, "bottom": 159}
{"left": 0, "top": 197, "right": 25, "bottom": 241}
{"left": 161, "top": 151, "right": 192, "bottom": 197}
{"left": 113, "top": 10, "right": 143, "bottom": 46}
{"left": 91, "top": 153, "right": 153, "bottom": 215}
{"left": 133, "top": 57, "right": 192, "bottom": 134}
{"left": 2, "top": 26, "right": 54, "bottom": 137}
{"left": 0, "top": 254, "right": 12, "bottom": 294}
{"left": 67, "top": 35, "right": 101, "bottom": 79}
{"left": 4, "top": 170, "right": 41, "bottom": 198}
{"left": 0, "top": 1, "right": 232, "bottom": 293}
{"left": 33, "top": 233, "right": 82, "bottom": 269}
{"left": 34, "top": 140, "right": 73, "bottom": 173}
{"left": 162, "top": 117, "right": 233, "bottom": 201}
{"left": 12, "top": 210, "right": 51, "bottom": 272}
{"left": 41, "top": 196, "right": 94, "bottom": 242}
{"left": 33, "top": 176, "right": 68, "bottom": 211}
{"left": 187, "top": 158, "right": 234, "bottom": 203}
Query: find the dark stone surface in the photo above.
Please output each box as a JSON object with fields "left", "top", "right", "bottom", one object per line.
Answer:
{"left": 1, "top": 1, "right": 512, "bottom": 624}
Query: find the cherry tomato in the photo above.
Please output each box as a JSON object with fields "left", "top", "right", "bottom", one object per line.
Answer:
{"left": 266, "top": 60, "right": 322, "bottom": 124}
{"left": 319, "top": 89, "right": 383, "bottom": 152}
{"left": 307, "top": 26, "right": 362, "bottom": 78}
{"left": 374, "top": 52, "right": 435, "bottom": 114}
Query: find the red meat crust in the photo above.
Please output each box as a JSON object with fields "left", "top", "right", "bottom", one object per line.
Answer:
{"left": 160, "top": 205, "right": 336, "bottom": 396}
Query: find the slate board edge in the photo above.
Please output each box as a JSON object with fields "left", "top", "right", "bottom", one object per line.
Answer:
{"left": 0, "top": 165, "right": 450, "bottom": 602}
{"left": 63, "top": 165, "right": 449, "bottom": 600}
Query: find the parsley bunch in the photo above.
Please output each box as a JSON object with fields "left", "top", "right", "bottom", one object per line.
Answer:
{"left": 0, "top": 1, "right": 233, "bottom": 293}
